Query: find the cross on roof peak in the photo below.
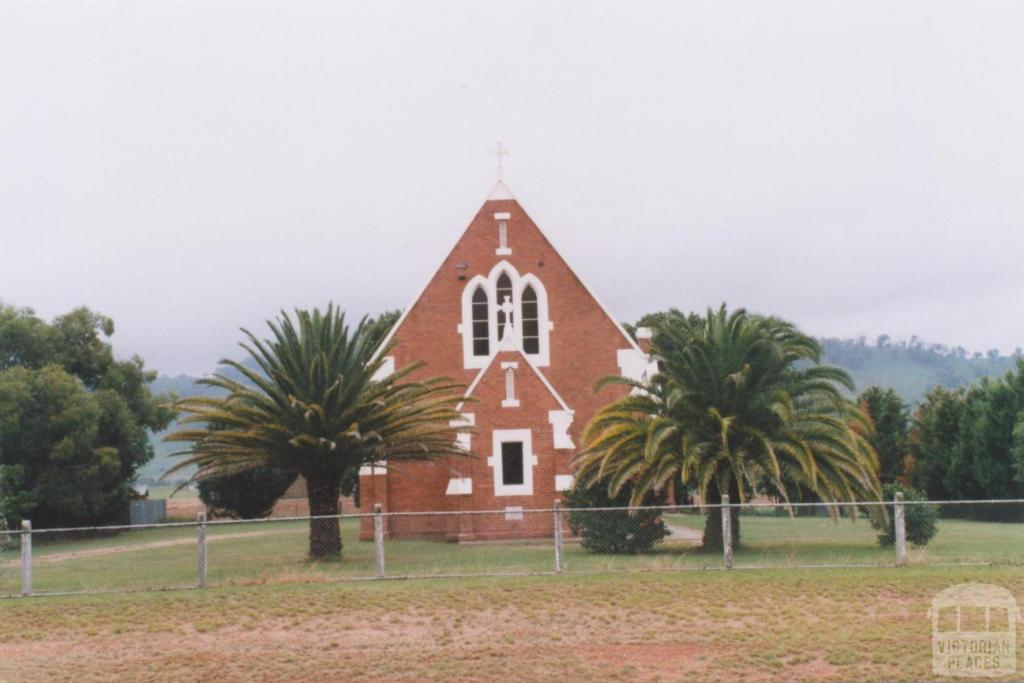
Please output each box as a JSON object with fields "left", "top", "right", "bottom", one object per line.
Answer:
{"left": 492, "top": 142, "right": 510, "bottom": 181}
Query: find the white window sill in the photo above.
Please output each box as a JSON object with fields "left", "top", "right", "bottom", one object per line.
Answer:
{"left": 494, "top": 485, "right": 532, "bottom": 497}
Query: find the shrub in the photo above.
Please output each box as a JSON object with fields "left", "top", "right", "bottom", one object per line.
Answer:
{"left": 340, "top": 466, "right": 360, "bottom": 509}
{"left": 197, "top": 466, "right": 297, "bottom": 519}
{"left": 564, "top": 482, "right": 668, "bottom": 554}
{"left": 871, "top": 483, "right": 938, "bottom": 547}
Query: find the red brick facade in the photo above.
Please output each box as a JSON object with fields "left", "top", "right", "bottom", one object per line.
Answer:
{"left": 359, "top": 185, "right": 654, "bottom": 540}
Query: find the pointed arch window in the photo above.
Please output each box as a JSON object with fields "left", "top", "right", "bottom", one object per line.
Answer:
{"left": 458, "top": 262, "right": 551, "bottom": 369}
{"left": 521, "top": 286, "right": 540, "bottom": 355}
{"left": 496, "top": 273, "right": 513, "bottom": 341}
{"left": 471, "top": 287, "right": 489, "bottom": 356}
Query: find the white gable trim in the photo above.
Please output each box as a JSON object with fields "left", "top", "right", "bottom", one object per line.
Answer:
{"left": 456, "top": 348, "right": 571, "bottom": 414}
{"left": 372, "top": 355, "right": 395, "bottom": 381}
{"left": 521, "top": 354, "right": 570, "bottom": 412}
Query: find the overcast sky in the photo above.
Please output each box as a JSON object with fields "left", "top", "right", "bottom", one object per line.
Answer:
{"left": 2, "top": 1, "right": 1022, "bottom": 375}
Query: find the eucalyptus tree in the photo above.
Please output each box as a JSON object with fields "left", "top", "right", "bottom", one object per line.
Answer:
{"left": 166, "top": 306, "right": 466, "bottom": 559}
{"left": 576, "top": 306, "right": 881, "bottom": 550}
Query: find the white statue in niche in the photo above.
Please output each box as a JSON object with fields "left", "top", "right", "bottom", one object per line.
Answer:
{"left": 499, "top": 295, "right": 515, "bottom": 348}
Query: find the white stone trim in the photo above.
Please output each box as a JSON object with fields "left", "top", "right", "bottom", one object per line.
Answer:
{"left": 555, "top": 474, "right": 574, "bottom": 492}
{"left": 504, "top": 506, "right": 524, "bottom": 521}
{"left": 445, "top": 477, "right": 473, "bottom": 495}
{"left": 488, "top": 429, "right": 536, "bottom": 497}
{"left": 372, "top": 355, "right": 395, "bottom": 381}
{"left": 618, "top": 348, "right": 658, "bottom": 383}
{"left": 358, "top": 461, "right": 387, "bottom": 476}
{"left": 493, "top": 212, "right": 511, "bottom": 220}
{"left": 548, "top": 409, "right": 574, "bottom": 449}
{"left": 487, "top": 180, "right": 515, "bottom": 200}
{"left": 501, "top": 365, "right": 519, "bottom": 407}
{"left": 450, "top": 412, "right": 475, "bottom": 451}
{"left": 636, "top": 327, "right": 654, "bottom": 341}
{"left": 497, "top": 218, "right": 510, "bottom": 255}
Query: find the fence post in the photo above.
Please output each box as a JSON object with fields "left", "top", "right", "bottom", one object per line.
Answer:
{"left": 721, "top": 495, "right": 733, "bottom": 570}
{"left": 20, "top": 520, "right": 32, "bottom": 596}
{"left": 374, "top": 503, "right": 385, "bottom": 578}
{"left": 197, "top": 512, "right": 208, "bottom": 588}
{"left": 553, "top": 500, "right": 563, "bottom": 574}
{"left": 894, "top": 491, "right": 906, "bottom": 567}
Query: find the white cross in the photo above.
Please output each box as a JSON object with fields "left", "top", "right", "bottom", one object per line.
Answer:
{"left": 492, "top": 142, "right": 510, "bottom": 181}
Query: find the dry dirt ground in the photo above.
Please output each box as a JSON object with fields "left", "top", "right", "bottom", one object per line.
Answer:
{"left": 2, "top": 566, "right": 1023, "bottom": 682}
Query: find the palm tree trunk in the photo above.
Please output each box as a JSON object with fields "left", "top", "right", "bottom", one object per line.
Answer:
{"left": 306, "top": 474, "right": 342, "bottom": 560}
{"left": 701, "top": 477, "right": 741, "bottom": 551}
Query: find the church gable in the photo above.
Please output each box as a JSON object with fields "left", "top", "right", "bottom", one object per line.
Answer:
{"left": 376, "top": 189, "right": 650, "bottom": 392}
{"left": 359, "top": 183, "right": 657, "bottom": 527}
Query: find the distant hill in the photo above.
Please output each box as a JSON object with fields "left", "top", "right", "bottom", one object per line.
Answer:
{"left": 139, "top": 363, "right": 242, "bottom": 482}
{"left": 140, "top": 339, "right": 1022, "bottom": 481}
{"left": 819, "top": 338, "right": 1020, "bottom": 404}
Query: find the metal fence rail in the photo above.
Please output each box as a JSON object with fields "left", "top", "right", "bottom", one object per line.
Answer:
{"left": 3, "top": 497, "right": 1022, "bottom": 598}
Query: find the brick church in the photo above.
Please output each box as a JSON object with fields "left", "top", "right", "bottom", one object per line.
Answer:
{"left": 359, "top": 180, "right": 656, "bottom": 540}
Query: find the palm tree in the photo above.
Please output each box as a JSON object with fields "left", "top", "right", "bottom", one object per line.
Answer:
{"left": 164, "top": 306, "right": 466, "bottom": 560}
{"left": 575, "top": 306, "right": 881, "bottom": 550}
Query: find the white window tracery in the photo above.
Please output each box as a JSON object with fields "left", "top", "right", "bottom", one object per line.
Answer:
{"left": 456, "top": 261, "right": 552, "bottom": 368}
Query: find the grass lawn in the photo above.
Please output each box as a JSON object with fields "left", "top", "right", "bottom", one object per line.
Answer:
{"left": 2, "top": 565, "right": 1023, "bottom": 681}
{"left": 666, "top": 511, "right": 1024, "bottom": 567}
{"left": 2, "top": 514, "right": 1021, "bottom": 597}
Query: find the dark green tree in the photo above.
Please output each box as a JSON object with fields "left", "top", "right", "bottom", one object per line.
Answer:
{"left": 197, "top": 466, "right": 298, "bottom": 519}
{"left": 858, "top": 387, "right": 909, "bottom": 484}
{"left": 0, "top": 305, "right": 174, "bottom": 528}
{"left": 907, "top": 387, "right": 966, "bottom": 498}
{"left": 909, "top": 361, "right": 1024, "bottom": 515}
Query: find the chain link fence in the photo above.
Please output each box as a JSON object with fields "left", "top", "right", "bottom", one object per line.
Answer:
{"left": 3, "top": 498, "right": 1022, "bottom": 598}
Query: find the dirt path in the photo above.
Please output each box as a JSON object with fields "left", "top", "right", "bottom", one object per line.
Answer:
{"left": 1, "top": 529, "right": 290, "bottom": 567}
